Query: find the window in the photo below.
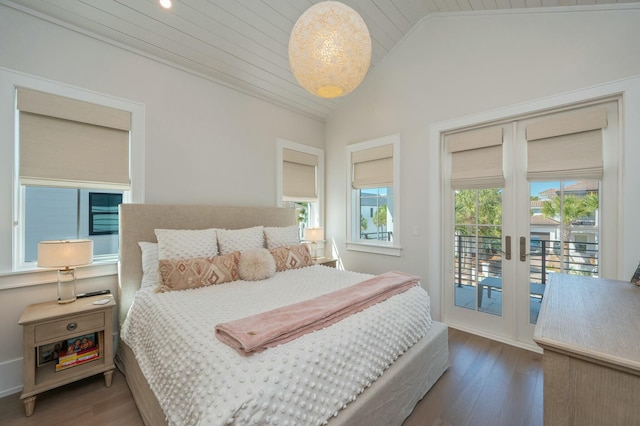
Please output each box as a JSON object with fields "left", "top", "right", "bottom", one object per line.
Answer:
{"left": 24, "top": 188, "right": 123, "bottom": 262}
{"left": 277, "top": 139, "right": 324, "bottom": 237}
{"left": 574, "top": 234, "right": 589, "bottom": 253}
{"left": 358, "top": 187, "right": 393, "bottom": 241}
{"left": 89, "top": 192, "right": 123, "bottom": 235}
{"left": 14, "top": 85, "right": 133, "bottom": 269}
{"left": 0, "top": 69, "right": 143, "bottom": 278}
{"left": 347, "top": 134, "right": 400, "bottom": 256}
{"left": 281, "top": 200, "right": 319, "bottom": 238}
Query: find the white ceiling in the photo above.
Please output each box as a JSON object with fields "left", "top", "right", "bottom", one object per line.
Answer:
{"left": 3, "top": 0, "right": 637, "bottom": 121}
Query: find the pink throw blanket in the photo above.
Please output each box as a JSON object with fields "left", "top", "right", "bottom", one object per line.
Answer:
{"left": 215, "top": 270, "right": 420, "bottom": 355}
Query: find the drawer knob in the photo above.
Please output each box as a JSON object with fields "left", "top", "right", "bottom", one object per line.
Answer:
{"left": 66, "top": 322, "right": 78, "bottom": 331}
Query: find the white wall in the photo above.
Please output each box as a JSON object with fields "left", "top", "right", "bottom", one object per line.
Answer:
{"left": 325, "top": 6, "right": 640, "bottom": 322}
{"left": 0, "top": 4, "right": 324, "bottom": 396}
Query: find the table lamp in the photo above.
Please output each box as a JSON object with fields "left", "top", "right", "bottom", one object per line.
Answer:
{"left": 38, "top": 239, "right": 93, "bottom": 304}
{"left": 303, "top": 227, "right": 324, "bottom": 259}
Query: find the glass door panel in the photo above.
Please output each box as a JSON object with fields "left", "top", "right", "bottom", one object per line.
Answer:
{"left": 528, "top": 180, "right": 600, "bottom": 324}
{"left": 453, "top": 189, "right": 503, "bottom": 317}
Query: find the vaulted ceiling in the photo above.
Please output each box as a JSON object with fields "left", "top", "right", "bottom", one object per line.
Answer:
{"left": 3, "top": 0, "right": 636, "bottom": 121}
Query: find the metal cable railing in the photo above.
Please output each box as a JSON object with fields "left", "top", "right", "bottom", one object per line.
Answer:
{"left": 454, "top": 235, "right": 598, "bottom": 287}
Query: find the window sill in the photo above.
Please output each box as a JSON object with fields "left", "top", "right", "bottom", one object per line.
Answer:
{"left": 346, "top": 242, "right": 402, "bottom": 257}
{"left": 0, "top": 261, "right": 118, "bottom": 290}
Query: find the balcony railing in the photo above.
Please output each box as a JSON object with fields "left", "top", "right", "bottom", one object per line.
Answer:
{"left": 454, "top": 235, "right": 598, "bottom": 287}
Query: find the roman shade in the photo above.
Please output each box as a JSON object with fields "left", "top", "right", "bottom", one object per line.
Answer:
{"left": 447, "top": 126, "right": 504, "bottom": 189}
{"left": 17, "top": 87, "right": 131, "bottom": 190}
{"left": 283, "top": 148, "right": 318, "bottom": 200}
{"left": 526, "top": 107, "right": 607, "bottom": 180}
{"left": 351, "top": 144, "right": 393, "bottom": 189}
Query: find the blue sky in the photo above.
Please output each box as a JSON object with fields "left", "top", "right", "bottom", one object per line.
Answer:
{"left": 530, "top": 181, "right": 578, "bottom": 197}
{"left": 530, "top": 182, "right": 557, "bottom": 196}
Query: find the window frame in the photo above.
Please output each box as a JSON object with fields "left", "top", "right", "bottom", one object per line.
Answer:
{"left": 276, "top": 139, "right": 324, "bottom": 231}
{"left": 346, "top": 134, "right": 401, "bottom": 256}
{"left": 0, "top": 68, "right": 145, "bottom": 287}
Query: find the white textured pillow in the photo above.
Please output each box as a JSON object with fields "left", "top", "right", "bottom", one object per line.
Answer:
{"left": 217, "top": 226, "right": 264, "bottom": 254}
{"left": 155, "top": 228, "right": 218, "bottom": 260}
{"left": 264, "top": 225, "right": 300, "bottom": 249}
{"left": 139, "top": 242, "right": 159, "bottom": 289}
{"left": 238, "top": 248, "right": 276, "bottom": 281}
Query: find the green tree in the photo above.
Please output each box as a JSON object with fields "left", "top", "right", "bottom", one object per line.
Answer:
{"left": 454, "top": 188, "right": 502, "bottom": 277}
{"left": 541, "top": 193, "right": 598, "bottom": 258}
{"left": 296, "top": 202, "right": 308, "bottom": 224}
{"left": 583, "top": 193, "right": 599, "bottom": 212}
{"left": 372, "top": 205, "right": 387, "bottom": 240}
{"left": 455, "top": 189, "right": 502, "bottom": 238}
{"left": 541, "top": 194, "right": 595, "bottom": 228}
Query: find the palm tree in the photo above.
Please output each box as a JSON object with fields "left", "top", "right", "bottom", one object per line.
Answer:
{"left": 455, "top": 189, "right": 502, "bottom": 238}
{"left": 583, "top": 193, "right": 599, "bottom": 213}
{"left": 454, "top": 189, "right": 503, "bottom": 276}
{"left": 542, "top": 195, "right": 592, "bottom": 231}
{"left": 541, "top": 193, "right": 598, "bottom": 261}
{"left": 372, "top": 205, "right": 387, "bottom": 240}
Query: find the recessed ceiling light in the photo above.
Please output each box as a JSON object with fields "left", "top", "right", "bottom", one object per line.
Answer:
{"left": 159, "top": 0, "right": 172, "bottom": 9}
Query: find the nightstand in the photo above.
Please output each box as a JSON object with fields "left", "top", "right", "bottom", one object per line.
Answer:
{"left": 314, "top": 257, "right": 337, "bottom": 268}
{"left": 18, "top": 295, "right": 116, "bottom": 416}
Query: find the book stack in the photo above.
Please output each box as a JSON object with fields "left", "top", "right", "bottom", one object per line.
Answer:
{"left": 55, "top": 332, "right": 100, "bottom": 372}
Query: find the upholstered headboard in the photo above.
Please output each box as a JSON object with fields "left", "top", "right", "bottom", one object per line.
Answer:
{"left": 117, "top": 204, "right": 296, "bottom": 326}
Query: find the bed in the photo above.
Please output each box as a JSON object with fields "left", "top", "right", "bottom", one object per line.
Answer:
{"left": 116, "top": 204, "right": 449, "bottom": 425}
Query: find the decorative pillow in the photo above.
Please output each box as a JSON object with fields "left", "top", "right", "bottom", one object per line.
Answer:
{"left": 238, "top": 248, "right": 276, "bottom": 281}
{"left": 264, "top": 225, "right": 300, "bottom": 249}
{"left": 269, "top": 244, "right": 313, "bottom": 272}
{"left": 216, "top": 226, "right": 264, "bottom": 255}
{"left": 154, "top": 228, "right": 218, "bottom": 260}
{"left": 156, "top": 252, "right": 240, "bottom": 293}
{"left": 139, "top": 242, "right": 159, "bottom": 289}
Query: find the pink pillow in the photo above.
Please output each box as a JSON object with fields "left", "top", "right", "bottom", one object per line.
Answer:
{"left": 156, "top": 252, "right": 240, "bottom": 293}
{"left": 269, "top": 244, "right": 313, "bottom": 272}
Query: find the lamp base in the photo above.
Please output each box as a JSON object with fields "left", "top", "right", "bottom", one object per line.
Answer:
{"left": 57, "top": 268, "right": 77, "bottom": 304}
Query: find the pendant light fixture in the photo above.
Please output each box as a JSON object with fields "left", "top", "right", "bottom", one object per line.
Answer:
{"left": 289, "top": 1, "right": 371, "bottom": 99}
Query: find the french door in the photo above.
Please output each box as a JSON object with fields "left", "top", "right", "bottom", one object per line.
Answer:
{"left": 443, "top": 99, "right": 618, "bottom": 348}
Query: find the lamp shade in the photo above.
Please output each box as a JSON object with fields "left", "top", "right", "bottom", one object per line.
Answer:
{"left": 289, "top": 1, "right": 371, "bottom": 98}
{"left": 37, "top": 239, "right": 93, "bottom": 268}
{"left": 303, "top": 227, "right": 325, "bottom": 243}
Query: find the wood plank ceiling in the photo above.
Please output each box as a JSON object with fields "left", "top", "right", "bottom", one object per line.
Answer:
{"left": 3, "top": 0, "right": 637, "bottom": 121}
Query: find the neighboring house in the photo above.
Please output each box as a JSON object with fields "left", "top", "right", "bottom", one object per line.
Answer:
{"left": 359, "top": 192, "right": 391, "bottom": 240}
{"left": 23, "top": 188, "right": 121, "bottom": 262}
{"left": 529, "top": 181, "right": 599, "bottom": 276}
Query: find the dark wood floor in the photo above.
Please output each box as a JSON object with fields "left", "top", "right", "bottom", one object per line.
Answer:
{"left": 404, "top": 328, "right": 543, "bottom": 426}
{"left": 0, "top": 328, "right": 542, "bottom": 426}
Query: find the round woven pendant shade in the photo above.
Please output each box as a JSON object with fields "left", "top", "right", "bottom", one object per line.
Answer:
{"left": 289, "top": 1, "right": 371, "bottom": 99}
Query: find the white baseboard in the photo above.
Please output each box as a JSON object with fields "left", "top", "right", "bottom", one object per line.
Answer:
{"left": 0, "top": 357, "right": 23, "bottom": 398}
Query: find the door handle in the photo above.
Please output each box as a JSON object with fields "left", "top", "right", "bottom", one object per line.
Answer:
{"left": 504, "top": 236, "right": 511, "bottom": 260}
{"left": 520, "top": 236, "right": 530, "bottom": 262}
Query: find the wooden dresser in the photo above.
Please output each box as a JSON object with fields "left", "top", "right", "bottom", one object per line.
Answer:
{"left": 533, "top": 274, "right": 640, "bottom": 425}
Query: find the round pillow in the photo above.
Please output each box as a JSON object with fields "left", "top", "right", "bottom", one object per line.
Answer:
{"left": 238, "top": 248, "right": 276, "bottom": 281}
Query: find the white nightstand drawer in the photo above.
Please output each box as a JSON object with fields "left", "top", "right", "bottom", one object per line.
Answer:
{"left": 34, "top": 312, "right": 104, "bottom": 344}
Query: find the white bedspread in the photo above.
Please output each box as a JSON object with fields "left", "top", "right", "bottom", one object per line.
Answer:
{"left": 121, "top": 265, "right": 432, "bottom": 426}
